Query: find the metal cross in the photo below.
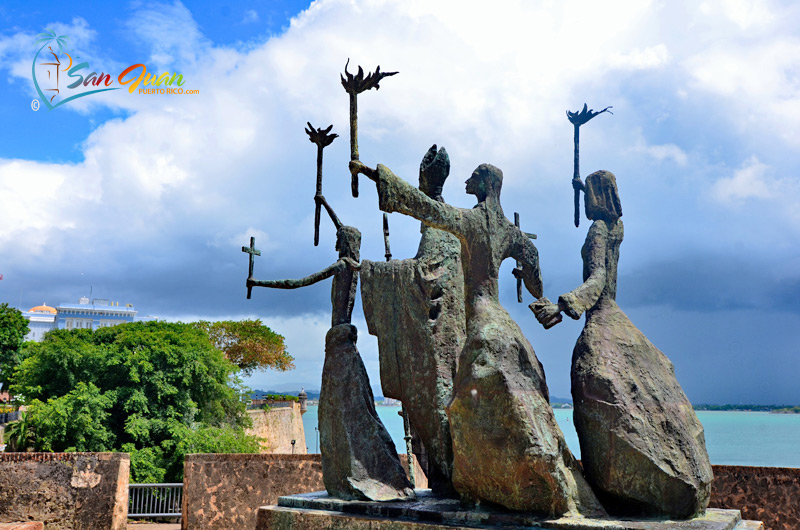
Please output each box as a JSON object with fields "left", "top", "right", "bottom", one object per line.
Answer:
{"left": 242, "top": 236, "right": 261, "bottom": 299}
{"left": 513, "top": 212, "right": 537, "bottom": 303}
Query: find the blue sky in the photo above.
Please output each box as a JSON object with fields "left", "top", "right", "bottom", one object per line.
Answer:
{"left": 0, "top": 0, "right": 798, "bottom": 404}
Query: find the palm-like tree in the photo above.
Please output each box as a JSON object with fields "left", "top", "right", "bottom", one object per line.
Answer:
{"left": 4, "top": 411, "right": 34, "bottom": 452}
{"left": 35, "top": 29, "right": 69, "bottom": 54}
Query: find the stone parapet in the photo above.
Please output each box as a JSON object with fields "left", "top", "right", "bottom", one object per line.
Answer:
{"left": 181, "top": 453, "right": 424, "bottom": 530}
{"left": 0, "top": 452, "right": 129, "bottom": 530}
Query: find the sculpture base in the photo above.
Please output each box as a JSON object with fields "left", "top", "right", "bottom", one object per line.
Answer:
{"left": 255, "top": 490, "right": 763, "bottom": 530}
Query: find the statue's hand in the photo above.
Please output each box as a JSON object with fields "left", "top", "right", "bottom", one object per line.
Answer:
{"left": 349, "top": 160, "right": 377, "bottom": 181}
{"left": 342, "top": 257, "right": 361, "bottom": 271}
{"left": 530, "top": 297, "right": 562, "bottom": 329}
{"left": 572, "top": 177, "right": 584, "bottom": 192}
{"left": 512, "top": 266, "right": 523, "bottom": 280}
{"left": 558, "top": 295, "right": 581, "bottom": 320}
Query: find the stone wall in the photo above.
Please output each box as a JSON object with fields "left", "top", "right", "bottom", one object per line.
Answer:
{"left": 710, "top": 465, "right": 799, "bottom": 530}
{"left": 0, "top": 452, "right": 129, "bottom": 530}
{"left": 181, "top": 453, "right": 426, "bottom": 530}
{"left": 246, "top": 401, "right": 307, "bottom": 454}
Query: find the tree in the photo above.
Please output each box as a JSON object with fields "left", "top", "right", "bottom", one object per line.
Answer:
{"left": 0, "top": 303, "right": 29, "bottom": 392}
{"left": 193, "top": 319, "right": 293, "bottom": 375}
{"left": 3, "top": 410, "right": 34, "bottom": 452}
{"left": 10, "top": 321, "right": 260, "bottom": 481}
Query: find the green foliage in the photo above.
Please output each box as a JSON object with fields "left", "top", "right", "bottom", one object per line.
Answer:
{"left": 25, "top": 382, "right": 115, "bottom": 452}
{"left": 0, "top": 303, "right": 29, "bottom": 392}
{"left": 258, "top": 394, "right": 299, "bottom": 402}
{"left": 3, "top": 411, "right": 34, "bottom": 452}
{"left": 772, "top": 406, "right": 800, "bottom": 414}
{"left": 9, "top": 321, "right": 260, "bottom": 481}
{"left": 193, "top": 320, "right": 293, "bottom": 375}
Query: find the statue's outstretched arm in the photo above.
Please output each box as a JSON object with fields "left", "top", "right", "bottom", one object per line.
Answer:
{"left": 558, "top": 221, "right": 608, "bottom": 319}
{"left": 351, "top": 160, "right": 466, "bottom": 236}
{"left": 247, "top": 260, "right": 347, "bottom": 290}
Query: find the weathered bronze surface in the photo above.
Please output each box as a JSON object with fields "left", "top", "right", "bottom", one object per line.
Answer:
{"left": 353, "top": 159, "right": 604, "bottom": 517}
{"left": 533, "top": 170, "right": 713, "bottom": 518}
{"left": 246, "top": 145, "right": 412, "bottom": 501}
{"left": 340, "top": 61, "right": 397, "bottom": 197}
{"left": 360, "top": 145, "right": 464, "bottom": 496}
{"left": 305, "top": 122, "right": 338, "bottom": 246}
{"left": 566, "top": 103, "right": 612, "bottom": 227}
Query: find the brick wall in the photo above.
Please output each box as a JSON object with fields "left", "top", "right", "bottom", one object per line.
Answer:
{"left": 710, "top": 465, "right": 800, "bottom": 530}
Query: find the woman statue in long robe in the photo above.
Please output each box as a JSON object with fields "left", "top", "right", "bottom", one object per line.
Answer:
{"left": 352, "top": 160, "right": 603, "bottom": 517}
{"left": 533, "top": 170, "right": 713, "bottom": 518}
{"left": 247, "top": 195, "right": 413, "bottom": 502}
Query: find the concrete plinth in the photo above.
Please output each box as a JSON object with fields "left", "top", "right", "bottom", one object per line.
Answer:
{"left": 255, "top": 490, "right": 764, "bottom": 530}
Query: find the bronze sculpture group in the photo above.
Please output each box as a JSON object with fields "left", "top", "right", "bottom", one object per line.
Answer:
{"left": 244, "top": 63, "right": 713, "bottom": 522}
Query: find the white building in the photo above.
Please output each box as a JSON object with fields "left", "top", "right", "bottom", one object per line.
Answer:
{"left": 21, "top": 304, "right": 57, "bottom": 342}
{"left": 22, "top": 297, "right": 154, "bottom": 342}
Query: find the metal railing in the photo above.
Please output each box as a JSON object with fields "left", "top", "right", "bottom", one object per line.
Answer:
{"left": 128, "top": 483, "right": 183, "bottom": 518}
{"left": 0, "top": 411, "right": 20, "bottom": 425}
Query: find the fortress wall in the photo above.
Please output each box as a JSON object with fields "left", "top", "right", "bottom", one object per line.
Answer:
{"left": 0, "top": 452, "right": 129, "bottom": 530}
{"left": 710, "top": 464, "right": 800, "bottom": 530}
{"left": 181, "top": 453, "right": 425, "bottom": 530}
{"left": 246, "top": 401, "right": 307, "bottom": 454}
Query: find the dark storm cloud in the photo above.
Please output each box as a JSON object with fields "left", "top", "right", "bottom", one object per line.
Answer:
{"left": 617, "top": 253, "right": 800, "bottom": 314}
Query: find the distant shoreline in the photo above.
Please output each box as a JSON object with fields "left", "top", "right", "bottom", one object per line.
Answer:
{"left": 692, "top": 404, "right": 800, "bottom": 413}
{"left": 256, "top": 389, "right": 800, "bottom": 414}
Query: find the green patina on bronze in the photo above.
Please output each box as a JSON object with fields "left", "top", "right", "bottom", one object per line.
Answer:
{"left": 353, "top": 159, "right": 604, "bottom": 517}
{"left": 340, "top": 61, "right": 397, "bottom": 198}
{"left": 361, "top": 145, "right": 464, "bottom": 496}
{"left": 245, "top": 134, "right": 412, "bottom": 501}
{"left": 534, "top": 170, "right": 713, "bottom": 518}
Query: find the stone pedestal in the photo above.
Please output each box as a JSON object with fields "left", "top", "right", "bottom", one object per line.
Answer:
{"left": 255, "top": 490, "right": 763, "bottom": 530}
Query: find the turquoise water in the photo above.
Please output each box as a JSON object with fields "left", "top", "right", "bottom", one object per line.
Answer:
{"left": 302, "top": 405, "right": 800, "bottom": 468}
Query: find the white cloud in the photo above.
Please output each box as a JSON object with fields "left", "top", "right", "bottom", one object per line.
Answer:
{"left": 0, "top": 159, "right": 100, "bottom": 255}
{"left": 684, "top": 2, "right": 800, "bottom": 147}
{"left": 710, "top": 156, "right": 800, "bottom": 230}
{"left": 242, "top": 10, "right": 260, "bottom": 24}
{"left": 610, "top": 44, "right": 671, "bottom": 70}
{"left": 0, "top": 0, "right": 796, "bottom": 262}
{"left": 630, "top": 131, "right": 688, "bottom": 166}
{"left": 712, "top": 156, "right": 778, "bottom": 203}
{"left": 698, "top": 0, "right": 776, "bottom": 30}
{"left": 125, "top": 1, "right": 206, "bottom": 70}
{"left": 1, "top": 0, "right": 798, "bottom": 403}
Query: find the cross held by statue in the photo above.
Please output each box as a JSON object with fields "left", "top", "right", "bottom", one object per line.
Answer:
{"left": 242, "top": 236, "right": 261, "bottom": 299}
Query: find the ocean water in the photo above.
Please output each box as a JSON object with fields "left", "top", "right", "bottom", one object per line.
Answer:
{"left": 301, "top": 405, "right": 800, "bottom": 468}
